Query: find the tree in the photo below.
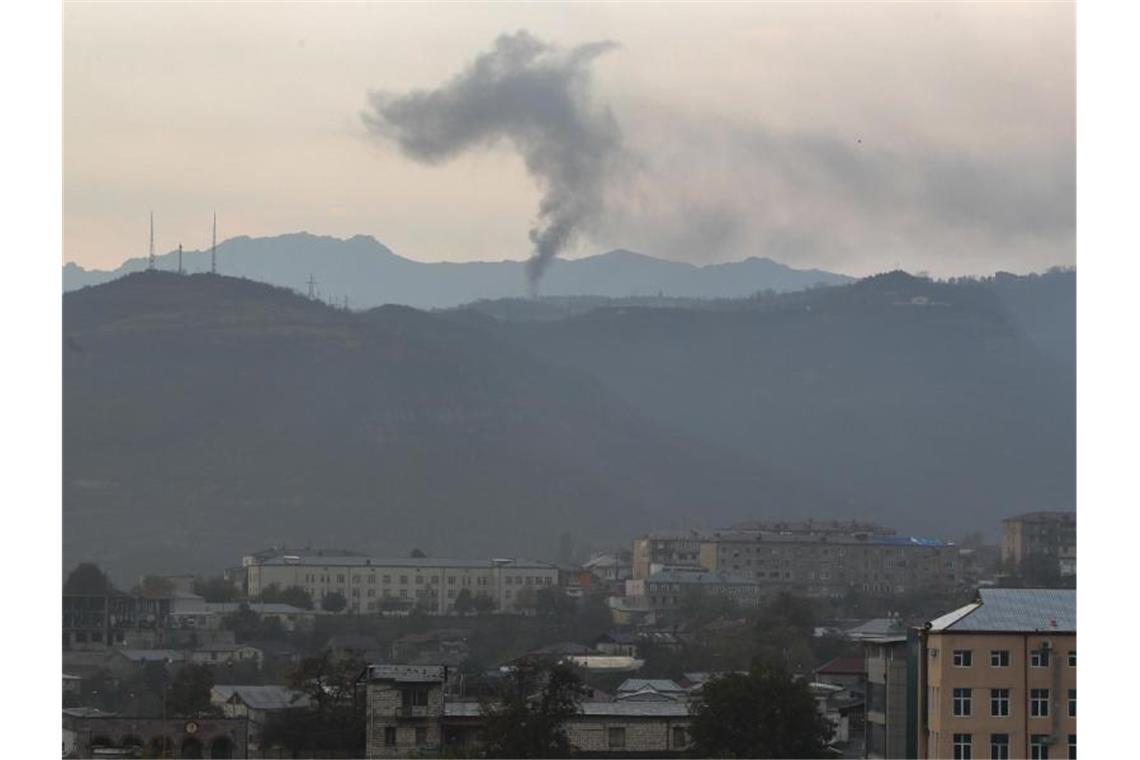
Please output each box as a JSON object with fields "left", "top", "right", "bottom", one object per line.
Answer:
{"left": 688, "top": 661, "right": 833, "bottom": 758}
{"left": 136, "top": 575, "right": 175, "bottom": 597}
{"left": 261, "top": 583, "right": 314, "bottom": 610}
{"left": 534, "top": 586, "right": 575, "bottom": 618}
{"left": 193, "top": 575, "right": 240, "bottom": 603}
{"left": 472, "top": 593, "right": 496, "bottom": 615}
{"left": 321, "top": 591, "right": 347, "bottom": 613}
{"left": 262, "top": 651, "right": 366, "bottom": 755}
{"left": 454, "top": 588, "right": 475, "bottom": 615}
{"left": 410, "top": 548, "right": 427, "bottom": 558}
{"left": 165, "top": 664, "right": 218, "bottom": 717}
{"left": 64, "top": 563, "right": 115, "bottom": 595}
{"left": 479, "top": 659, "right": 585, "bottom": 758}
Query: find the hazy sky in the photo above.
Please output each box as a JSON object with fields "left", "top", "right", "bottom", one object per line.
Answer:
{"left": 64, "top": 1, "right": 1074, "bottom": 277}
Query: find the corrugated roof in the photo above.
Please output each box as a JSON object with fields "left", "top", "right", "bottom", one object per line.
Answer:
{"left": 213, "top": 685, "right": 310, "bottom": 710}
{"left": 937, "top": 588, "right": 1076, "bottom": 633}
{"left": 616, "top": 679, "right": 685, "bottom": 693}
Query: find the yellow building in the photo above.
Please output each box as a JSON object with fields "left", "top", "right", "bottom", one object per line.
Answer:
{"left": 918, "top": 588, "right": 1076, "bottom": 759}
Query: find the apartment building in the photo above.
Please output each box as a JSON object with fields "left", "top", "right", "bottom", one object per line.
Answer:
{"left": 632, "top": 531, "right": 705, "bottom": 579}
{"left": 1002, "top": 512, "right": 1077, "bottom": 577}
{"left": 917, "top": 588, "right": 1076, "bottom": 760}
{"left": 863, "top": 631, "right": 915, "bottom": 759}
{"left": 624, "top": 568, "right": 764, "bottom": 613}
{"left": 632, "top": 522, "right": 960, "bottom": 595}
{"left": 242, "top": 548, "right": 559, "bottom": 614}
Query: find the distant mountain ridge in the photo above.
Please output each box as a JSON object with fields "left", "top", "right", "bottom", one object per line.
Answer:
{"left": 63, "top": 232, "right": 853, "bottom": 308}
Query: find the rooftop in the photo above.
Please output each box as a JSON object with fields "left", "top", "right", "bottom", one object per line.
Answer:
{"left": 367, "top": 664, "right": 447, "bottom": 683}
{"left": 927, "top": 588, "right": 1076, "bottom": 633}
{"left": 815, "top": 656, "right": 866, "bottom": 676}
{"left": 212, "top": 685, "right": 310, "bottom": 711}
{"left": 443, "top": 701, "right": 691, "bottom": 718}
{"left": 1003, "top": 511, "right": 1077, "bottom": 524}
{"left": 252, "top": 555, "right": 556, "bottom": 569}
{"left": 616, "top": 678, "right": 685, "bottom": 694}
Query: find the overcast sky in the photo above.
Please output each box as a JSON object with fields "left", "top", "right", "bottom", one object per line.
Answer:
{"left": 64, "top": 1, "right": 1074, "bottom": 278}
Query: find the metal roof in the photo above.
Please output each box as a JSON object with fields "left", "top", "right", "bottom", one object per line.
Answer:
{"left": 212, "top": 685, "right": 310, "bottom": 710}
{"left": 616, "top": 679, "right": 685, "bottom": 693}
{"left": 928, "top": 589, "right": 1075, "bottom": 633}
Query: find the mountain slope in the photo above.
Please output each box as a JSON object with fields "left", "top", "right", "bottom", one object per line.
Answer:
{"left": 63, "top": 272, "right": 844, "bottom": 582}
{"left": 457, "top": 272, "right": 1075, "bottom": 538}
{"left": 62, "top": 233, "right": 853, "bottom": 309}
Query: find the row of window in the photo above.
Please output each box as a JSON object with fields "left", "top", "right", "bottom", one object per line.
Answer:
{"left": 952, "top": 688, "right": 1075, "bottom": 718}
{"left": 952, "top": 732, "right": 1075, "bottom": 759}
{"left": 952, "top": 649, "right": 1076, "bottom": 668}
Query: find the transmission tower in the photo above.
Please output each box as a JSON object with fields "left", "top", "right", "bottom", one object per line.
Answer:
{"left": 211, "top": 212, "right": 217, "bottom": 274}
{"left": 307, "top": 274, "right": 318, "bottom": 300}
{"left": 147, "top": 212, "right": 155, "bottom": 270}
{"left": 178, "top": 243, "right": 183, "bottom": 275}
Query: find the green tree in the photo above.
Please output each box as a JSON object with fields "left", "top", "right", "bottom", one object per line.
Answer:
{"left": 688, "top": 661, "right": 833, "bottom": 758}
{"left": 321, "top": 591, "right": 347, "bottom": 612}
{"left": 64, "top": 563, "right": 115, "bottom": 595}
{"left": 165, "top": 664, "right": 218, "bottom": 717}
{"left": 261, "top": 583, "right": 314, "bottom": 610}
{"left": 454, "top": 588, "right": 475, "bottom": 615}
{"left": 472, "top": 593, "right": 496, "bottom": 614}
{"left": 534, "top": 586, "right": 576, "bottom": 618}
{"left": 193, "top": 575, "right": 240, "bottom": 602}
{"left": 263, "top": 652, "right": 366, "bottom": 755}
{"left": 479, "top": 659, "right": 585, "bottom": 758}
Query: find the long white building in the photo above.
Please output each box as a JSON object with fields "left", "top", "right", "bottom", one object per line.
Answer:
{"left": 242, "top": 548, "right": 559, "bottom": 615}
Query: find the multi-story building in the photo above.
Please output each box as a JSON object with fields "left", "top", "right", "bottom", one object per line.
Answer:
{"left": 1002, "top": 512, "right": 1077, "bottom": 577}
{"left": 917, "top": 588, "right": 1076, "bottom": 760}
{"left": 242, "top": 548, "right": 559, "bottom": 615}
{"left": 863, "top": 629, "right": 915, "bottom": 759}
{"left": 362, "top": 664, "right": 694, "bottom": 759}
{"left": 632, "top": 531, "right": 705, "bottom": 579}
{"left": 62, "top": 592, "right": 172, "bottom": 651}
{"left": 624, "top": 568, "right": 763, "bottom": 614}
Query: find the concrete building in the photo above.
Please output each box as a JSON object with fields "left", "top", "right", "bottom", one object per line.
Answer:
{"left": 624, "top": 568, "right": 764, "bottom": 615}
{"left": 632, "top": 522, "right": 961, "bottom": 596}
{"left": 1002, "top": 512, "right": 1077, "bottom": 577}
{"left": 863, "top": 631, "right": 915, "bottom": 759}
{"left": 169, "top": 596, "right": 316, "bottom": 632}
{"left": 362, "top": 662, "right": 694, "bottom": 758}
{"left": 242, "top": 548, "right": 558, "bottom": 615}
{"left": 917, "top": 588, "right": 1076, "bottom": 760}
{"left": 63, "top": 591, "right": 172, "bottom": 651}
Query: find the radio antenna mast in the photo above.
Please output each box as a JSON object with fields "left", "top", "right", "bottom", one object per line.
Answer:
{"left": 211, "top": 212, "right": 217, "bottom": 274}
{"left": 147, "top": 212, "right": 155, "bottom": 270}
{"left": 177, "top": 243, "right": 183, "bottom": 274}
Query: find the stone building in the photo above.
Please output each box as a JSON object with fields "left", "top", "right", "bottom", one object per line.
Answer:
{"left": 62, "top": 712, "right": 247, "bottom": 758}
{"left": 242, "top": 548, "right": 558, "bottom": 615}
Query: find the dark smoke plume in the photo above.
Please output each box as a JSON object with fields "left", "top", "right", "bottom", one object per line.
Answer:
{"left": 363, "top": 31, "right": 621, "bottom": 289}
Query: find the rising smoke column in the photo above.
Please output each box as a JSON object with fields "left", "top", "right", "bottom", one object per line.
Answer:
{"left": 363, "top": 31, "right": 621, "bottom": 290}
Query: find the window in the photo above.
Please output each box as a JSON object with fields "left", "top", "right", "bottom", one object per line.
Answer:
{"left": 953, "top": 650, "right": 973, "bottom": 667}
{"left": 953, "top": 733, "right": 972, "bottom": 760}
{"left": 399, "top": 575, "right": 408, "bottom": 584}
{"left": 1068, "top": 650, "right": 1076, "bottom": 667}
{"left": 1030, "top": 688, "right": 1050, "bottom": 717}
{"left": 403, "top": 688, "right": 429, "bottom": 708}
{"left": 953, "top": 688, "right": 972, "bottom": 717}
{"left": 990, "top": 650, "right": 1010, "bottom": 667}
{"left": 608, "top": 728, "right": 626, "bottom": 749}
{"left": 990, "top": 688, "right": 1010, "bottom": 717}
{"left": 1068, "top": 735, "right": 1076, "bottom": 760}
{"left": 672, "top": 726, "right": 687, "bottom": 747}
{"left": 1030, "top": 734, "right": 1050, "bottom": 759}
{"left": 990, "top": 733, "right": 1010, "bottom": 760}
{"left": 1068, "top": 688, "right": 1075, "bottom": 717}
{"left": 415, "top": 727, "right": 427, "bottom": 746}
{"left": 1031, "top": 648, "right": 1051, "bottom": 667}
{"left": 384, "top": 727, "right": 396, "bottom": 747}
{"left": 415, "top": 576, "right": 424, "bottom": 585}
